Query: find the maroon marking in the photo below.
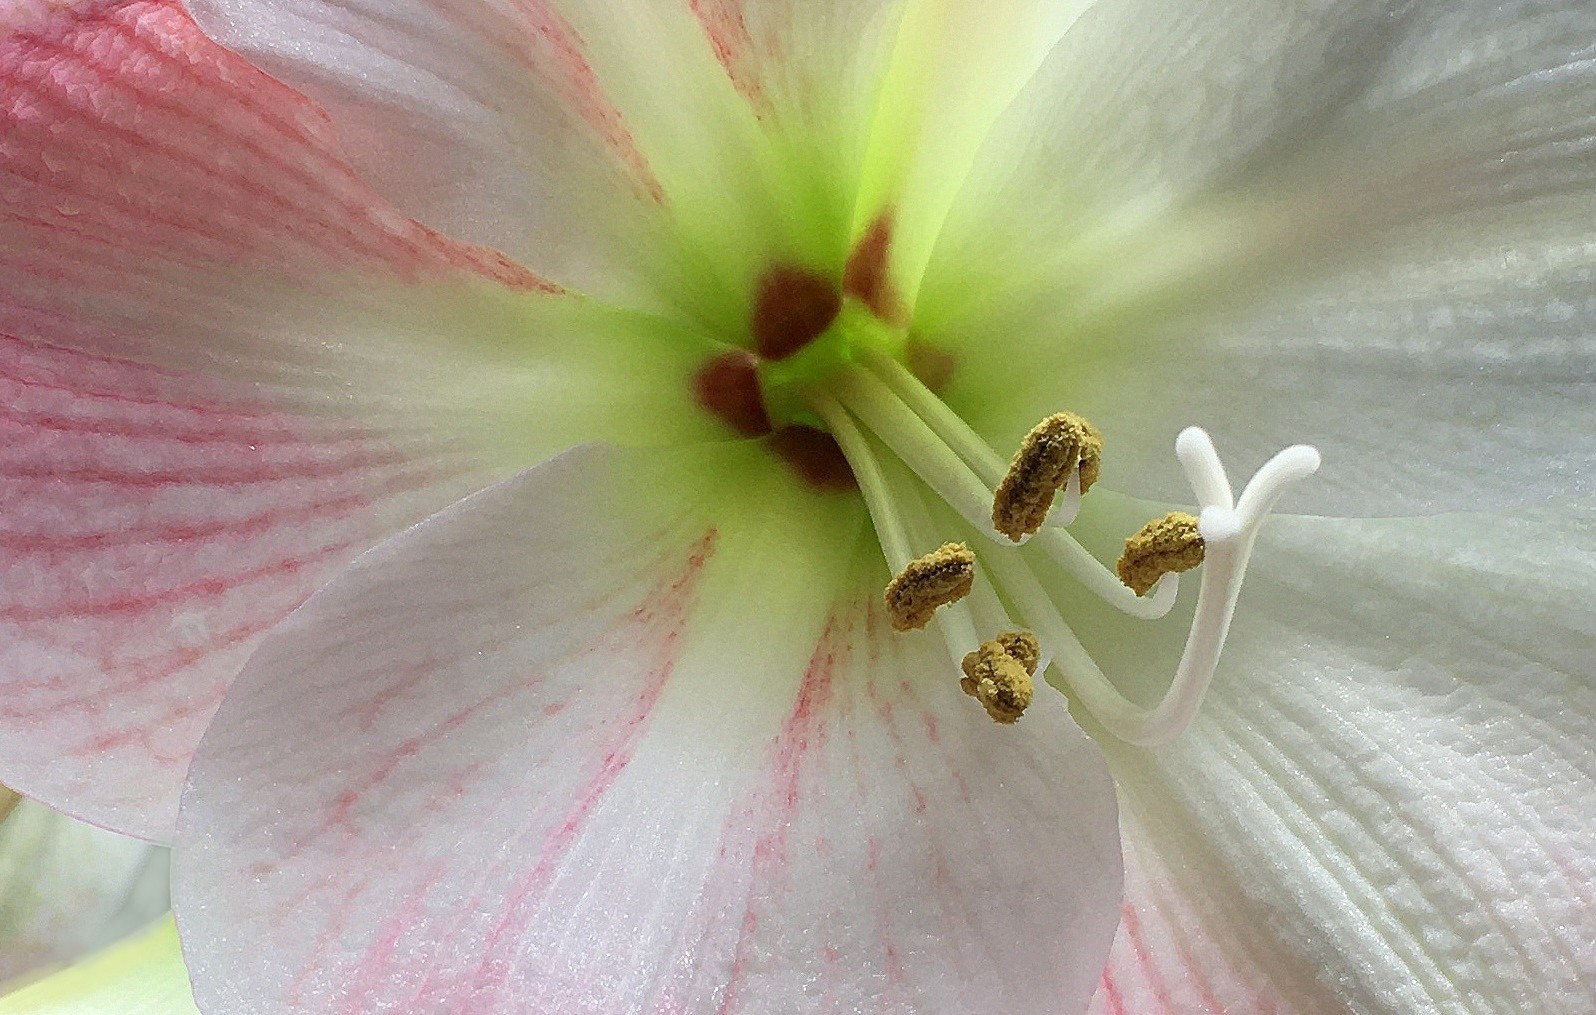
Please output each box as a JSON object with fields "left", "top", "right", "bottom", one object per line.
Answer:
{"left": 843, "top": 212, "right": 905, "bottom": 324}
{"left": 905, "top": 338, "right": 956, "bottom": 393}
{"left": 768, "top": 426, "right": 857, "bottom": 492}
{"left": 751, "top": 266, "right": 841, "bottom": 360}
{"left": 693, "top": 351, "right": 772, "bottom": 437}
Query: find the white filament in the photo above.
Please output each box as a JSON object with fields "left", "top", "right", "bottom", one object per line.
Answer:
{"left": 805, "top": 387, "right": 914, "bottom": 573}
{"left": 831, "top": 365, "right": 1011, "bottom": 544}
{"left": 842, "top": 359, "right": 1164, "bottom": 618}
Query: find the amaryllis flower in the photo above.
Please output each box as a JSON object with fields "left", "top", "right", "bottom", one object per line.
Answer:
{"left": 1, "top": 0, "right": 1592, "bottom": 1014}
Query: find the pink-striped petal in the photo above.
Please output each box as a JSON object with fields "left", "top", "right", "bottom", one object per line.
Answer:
{"left": 180, "top": 0, "right": 914, "bottom": 319}
{"left": 173, "top": 442, "right": 1122, "bottom": 1015}
{"left": 178, "top": 0, "right": 674, "bottom": 302}
{"left": 0, "top": 335, "right": 487, "bottom": 843}
{"left": 0, "top": 0, "right": 723, "bottom": 841}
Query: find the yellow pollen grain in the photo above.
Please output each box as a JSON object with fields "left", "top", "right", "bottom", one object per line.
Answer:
{"left": 960, "top": 632, "right": 1038, "bottom": 724}
{"left": 994, "top": 629, "right": 1041, "bottom": 676}
{"left": 884, "top": 542, "right": 976, "bottom": 632}
{"left": 992, "top": 412, "right": 1103, "bottom": 541}
{"left": 1117, "top": 512, "right": 1205, "bottom": 597}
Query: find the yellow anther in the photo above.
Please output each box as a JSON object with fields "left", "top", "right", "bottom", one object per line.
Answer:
{"left": 960, "top": 631, "right": 1039, "bottom": 724}
{"left": 884, "top": 542, "right": 976, "bottom": 632}
{"left": 993, "top": 629, "right": 1041, "bottom": 676}
{"left": 992, "top": 412, "right": 1103, "bottom": 541}
{"left": 1117, "top": 512, "right": 1205, "bottom": 597}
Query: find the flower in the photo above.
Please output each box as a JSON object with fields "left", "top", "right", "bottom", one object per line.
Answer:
{"left": 1, "top": 2, "right": 1592, "bottom": 1015}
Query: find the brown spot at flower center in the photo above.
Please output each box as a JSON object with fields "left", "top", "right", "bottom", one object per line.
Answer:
{"left": 844, "top": 212, "right": 905, "bottom": 324}
{"left": 693, "top": 351, "right": 771, "bottom": 437}
{"left": 752, "top": 266, "right": 842, "bottom": 360}
{"left": 768, "top": 425, "right": 857, "bottom": 491}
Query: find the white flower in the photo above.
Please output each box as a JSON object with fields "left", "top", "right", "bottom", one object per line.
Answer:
{"left": 0, "top": 1, "right": 1590, "bottom": 1014}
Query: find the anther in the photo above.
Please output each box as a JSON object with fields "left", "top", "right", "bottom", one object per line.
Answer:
{"left": 1117, "top": 512, "right": 1205, "bottom": 597}
{"left": 960, "top": 631, "right": 1040, "bottom": 724}
{"left": 993, "top": 413, "right": 1102, "bottom": 541}
{"left": 884, "top": 542, "right": 976, "bottom": 632}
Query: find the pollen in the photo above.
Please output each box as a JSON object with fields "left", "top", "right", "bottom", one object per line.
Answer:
{"left": 884, "top": 542, "right": 976, "bottom": 632}
{"left": 960, "top": 631, "right": 1040, "bottom": 724}
{"left": 993, "top": 412, "right": 1103, "bottom": 541}
{"left": 1117, "top": 512, "right": 1205, "bottom": 597}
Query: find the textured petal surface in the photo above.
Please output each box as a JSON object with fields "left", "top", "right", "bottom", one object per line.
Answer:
{"left": 174, "top": 443, "right": 1122, "bottom": 1015}
{"left": 177, "top": 0, "right": 670, "bottom": 301}
{"left": 924, "top": 0, "right": 1596, "bottom": 514}
{"left": 0, "top": 794, "right": 167, "bottom": 986}
{"left": 0, "top": 917, "right": 199, "bottom": 1015}
{"left": 0, "top": 0, "right": 720, "bottom": 841}
{"left": 182, "top": 0, "right": 913, "bottom": 325}
{"left": 1060, "top": 496, "right": 1596, "bottom": 1015}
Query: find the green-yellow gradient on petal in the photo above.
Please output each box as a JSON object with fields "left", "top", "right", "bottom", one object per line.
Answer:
{"left": 853, "top": 0, "right": 1096, "bottom": 307}
{"left": 0, "top": 794, "right": 165, "bottom": 986}
{"left": 0, "top": 918, "right": 198, "bottom": 1015}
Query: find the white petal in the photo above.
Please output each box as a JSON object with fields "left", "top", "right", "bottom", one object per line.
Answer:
{"left": 923, "top": 0, "right": 1596, "bottom": 514}
{"left": 851, "top": 0, "right": 1097, "bottom": 307}
{"left": 1066, "top": 496, "right": 1596, "bottom": 1014}
{"left": 182, "top": 0, "right": 917, "bottom": 322}
{"left": 174, "top": 442, "right": 1122, "bottom": 1015}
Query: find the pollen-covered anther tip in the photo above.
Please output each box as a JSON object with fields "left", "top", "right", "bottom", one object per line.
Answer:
{"left": 992, "top": 412, "right": 1103, "bottom": 541}
{"left": 960, "top": 631, "right": 1039, "bottom": 724}
{"left": 884, "top": 542, "right": 976, "bottom": 632}
{"left": 1117, "top": 512, "right": 1205, "bottom": 597}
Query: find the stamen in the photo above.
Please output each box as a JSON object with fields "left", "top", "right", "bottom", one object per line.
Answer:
{"left": 831, "top": 365, "right": 1007, "bottom": 543}
{"left": 803, "top": 388, "right": 915, "bottom": 573}
{"left": 993, "top": 629, "right": 1042, "bottom": 675}
{"left": 858, "top": 351, "right": 1177, "bottom": 618}
{"left": 989, "top": 430, "right": 1320, "bottom": 747}
{"left": 1117, "top": 512, "right": 1205, "bottom": 596}
{"left": 960, "top": 633, "right": 1038, "bottom": 724}
{"left": 993, "top": 412, "right": 1102, "bottom": 541}
{"left": 884, "top": 542, "right": 976, "bottom": 632}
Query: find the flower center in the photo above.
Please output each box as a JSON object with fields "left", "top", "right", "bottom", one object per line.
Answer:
{"left": 690, "top": 251, "right": 1320, "bottom": 744}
